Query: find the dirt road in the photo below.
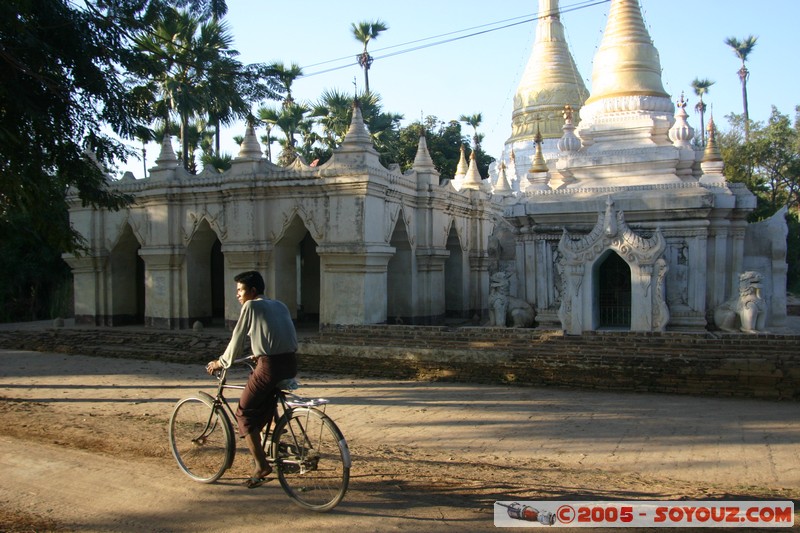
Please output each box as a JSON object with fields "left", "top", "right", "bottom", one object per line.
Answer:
{"left": 1, "top": 349, "right": 797, "bottom": 531}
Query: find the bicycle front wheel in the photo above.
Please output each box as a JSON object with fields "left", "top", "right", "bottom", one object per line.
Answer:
{"left": 169, "top": 396, "right": 234, "bottom": 483}
{"left": 271, "top": 408, "right": 350, "bottom": 512}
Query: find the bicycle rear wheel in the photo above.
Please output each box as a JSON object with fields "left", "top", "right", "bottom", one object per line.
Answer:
{"left": 169, "top": 396, "right": 234, "bottom": 483}
{"left": 271, "top": 407, "right": 350, "bottom": 512}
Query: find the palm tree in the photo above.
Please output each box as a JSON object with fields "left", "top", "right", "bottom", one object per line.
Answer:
{"left": 256, "top": 106, "right": 280, "bottom": 162}
{"left": 204, "top": 55, "right": 251, "bottom": 155}
{"left": 724, "top": 35, "right": 758, "bottom": 141}
{"left": 690, "top": 78, "right": 715, "bottom": 146}
{"left": 269, "top": 62, "right": 303, "bottom": 107}
{"left": 312, "top": 89, "right": 356, "bottom": 150}
{"left": 459, "top": 113, "right": 483, "bottom": 150}
{"left": 133, "top": 8, "right": 241, "bottom": 171}
{"left": 351, "top": 20, "right": 388, "bottom": 94}
{"left": 267, "top": 102, "right": 310, "bottom": 166}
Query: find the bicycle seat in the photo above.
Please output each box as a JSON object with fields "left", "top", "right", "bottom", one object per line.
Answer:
{"left": 276, "top": 378, "right": 299, "bottom": 391}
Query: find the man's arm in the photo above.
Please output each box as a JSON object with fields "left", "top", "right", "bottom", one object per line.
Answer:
{"left": 218, "top": 302, "right": 253, "bottom": 368}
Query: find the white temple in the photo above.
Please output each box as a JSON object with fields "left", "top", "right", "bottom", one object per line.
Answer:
{"left": 65, "top": 0, "right": 787, "bottom": 334}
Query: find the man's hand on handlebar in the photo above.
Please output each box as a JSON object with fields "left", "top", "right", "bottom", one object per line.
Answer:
{"left": 206, "top": 359, "right": 223, "bottom": 375}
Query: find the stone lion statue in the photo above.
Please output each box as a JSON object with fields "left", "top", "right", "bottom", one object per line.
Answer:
{"left": 713, "top": 271, "right": 767, "bottom": 334}
{"left": 488, "top": 271, "right": 535, "bottom": 328}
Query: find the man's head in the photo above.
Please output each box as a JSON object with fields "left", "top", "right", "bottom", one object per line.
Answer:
{"left": 234, "top": 271, "right": 265, "bottom": 304}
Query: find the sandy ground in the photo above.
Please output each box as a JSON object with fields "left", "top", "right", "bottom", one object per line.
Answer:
{"left": 0, "top": 349, "right": 797, "bottom": 531}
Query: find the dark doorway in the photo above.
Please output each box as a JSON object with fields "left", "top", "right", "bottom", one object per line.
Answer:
{"left": 597, "top": 252, "right": 631, "bottom": 328}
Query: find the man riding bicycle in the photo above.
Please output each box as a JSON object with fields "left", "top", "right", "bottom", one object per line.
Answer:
{"left": 206, "top": 270, "right": 298, "bottom": 488}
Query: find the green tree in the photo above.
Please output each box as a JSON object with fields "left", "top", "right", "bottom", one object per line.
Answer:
{"left": 0, "top": 0, "right": 233, "bottom": 321}
{"left": 351, "top": 19, "right": 388, "bottom": 94}
{"left": 719, "top": 106, "right": 800, "bottom": 292}
{"left": 312, "top": 89, "right": 357, "bottom": 151}
{"left": 690, "top": 78, "right": 714, "bottom": 146}
{"left": 724, "top": 35, "right": 758, "bottom": 141}
{"left": 459, "top": 113, "right": 483, "bottom": 150}
{"left": 132, "top": 8, "right": 240, "bottom": 171}
{"left": 270, "top": 61, "right": 303, "bottom": 106}
{"left": 396, "top": 117, "right": 470, "bottom": 182}
{"left": 308, "top": 92, "right": 403, "bottom": 167}
{"left": 257, "top": 106, "right": 280, "bottom": 162}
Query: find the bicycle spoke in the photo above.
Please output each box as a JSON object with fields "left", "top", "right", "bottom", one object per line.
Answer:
{"left": 169, "top": 397, "right": 234, "bottom": 483}
{"left": 272, "top": 408, "right": 349, "bottom": 512}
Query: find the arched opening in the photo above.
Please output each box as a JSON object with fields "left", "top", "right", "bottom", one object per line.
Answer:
{"left": 273, "top": 216, "right": 319, "bottom": 324}
{"left": 210, "top": 239, "right": 224, "bottom": 325}
{"left": 109, "top": 224, "right": 144, "bottom": 326}
{"left": 387, "top": 216, "right": 413, "bottom": 323}
{"left": 186, "top": 220, "right": 224, "bottom": 327}
{"left": 596, "top": 251, "right": 631, "bottom": 329}
{"left": 444, "top": 224, "right": 465, "bottom": 318}
{"left": 298, "top": 231, "right": 320, "bottom": 322}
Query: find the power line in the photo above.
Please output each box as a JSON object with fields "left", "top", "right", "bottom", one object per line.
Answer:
{"left": 300, "top": 0, "right": 610, "bottom": 79}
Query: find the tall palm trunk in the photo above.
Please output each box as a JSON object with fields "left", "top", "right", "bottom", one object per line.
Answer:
{"left": 738, "top": 66, "right": 750, "bottom": 141}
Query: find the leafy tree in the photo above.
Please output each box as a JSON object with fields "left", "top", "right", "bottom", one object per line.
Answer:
{"left": 719, "top": 106, "right": 800, "bottom": 292}
{"left": 307, "top": 91, "right": 402, "bottom": 167}
{"left": 459, "top": 113, "right": 483, "bottom": 150}
{"left": 396, "top": 117, "right": 468, "bottom": 182}
{"left": 351, "top": 19, "right": 388, "bottom": 94}
{"left": 131, "top": 8, "right": 240, "bottom": 171}
{"left": 312, "top": 89, "right": 358, "bottom": 151}
{"left": 690, "top": 78, "right": 714, "bottom": 146}
{"left": 724, "top": 35, "right": 758, "bottom": 141}
{"left": 257, "top": 106, "right": 280, "bottom": 162}
{"left": 0, "top": 0, "right": 236, "bottom": 321}
{"left": 270, "top": 62, "right": 303, "bottom": 106}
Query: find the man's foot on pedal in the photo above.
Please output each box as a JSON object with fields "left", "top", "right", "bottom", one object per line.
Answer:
{"left": 243, "top": 465, "right": 272, "bottom": 489}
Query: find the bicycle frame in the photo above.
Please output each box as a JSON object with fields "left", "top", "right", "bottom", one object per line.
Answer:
{"left": 170, "top": 355, "right": 350, "bottom": 511}
{"left": 201, "top": 357, "right": 329, "bottom": 466}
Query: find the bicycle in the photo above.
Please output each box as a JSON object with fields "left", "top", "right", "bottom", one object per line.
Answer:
{"left": 168, "top": 355, "right": 350, "bottom": 512}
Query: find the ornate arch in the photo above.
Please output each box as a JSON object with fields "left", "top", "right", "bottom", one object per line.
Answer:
{"left": 557, "top": 197, "right": 669, "bottom": 333}
{"left": 385, "top": 201, "right": 414, "bottom": 246}
{"left": 182, "top": 208, "right": 227, "bottom": 244}
{"left": 271, "top": 204, "right": 324, "bottom": 244}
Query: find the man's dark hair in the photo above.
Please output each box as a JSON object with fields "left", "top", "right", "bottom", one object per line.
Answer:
{"left": 234, "top": 271, "right": 265, "bottom": 295}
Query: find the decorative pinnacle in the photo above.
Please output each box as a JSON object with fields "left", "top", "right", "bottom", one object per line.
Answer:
{"left": 530, "top": 123, "right": 549, "bottom": 173}
{"left": 702, "top": 114, "right": 722, "bottom": 162}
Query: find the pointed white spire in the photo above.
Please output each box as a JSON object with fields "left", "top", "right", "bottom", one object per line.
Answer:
{"left": 668, "top": 93, "right": 695, "bottom": 148}
{"left": 155, "top": 134, "right": 179, "bottom": 168}
{"left": 557, "top": 104, "right": 581, "bottom": 153}
{"left": 413, "top": 135, "right": 436, "bottom": 171}
{"left": 413, "top": 134, "right": 440, "bottom": 189}
{"left": 461, "top": 150, "right": 484, "bottom": 191}
{"left": 451, "top": 144, "right": 469, "bottom": 191}
{"left": 236, "top": 122, "right": 263, "bottom": 159}
{"left": 340, "top": 99, "right": 374, "bottom": 150}
{"left": 493, "top": 161, "right": 513, "bottom": 195}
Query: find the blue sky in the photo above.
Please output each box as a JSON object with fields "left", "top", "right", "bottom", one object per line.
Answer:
{"left": 119, "top": 0, "right": 798, "bottom": 177}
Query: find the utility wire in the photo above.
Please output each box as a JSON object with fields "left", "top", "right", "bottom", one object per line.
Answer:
{"left": 300, "top": 0, "right": 609, "bottom": 78}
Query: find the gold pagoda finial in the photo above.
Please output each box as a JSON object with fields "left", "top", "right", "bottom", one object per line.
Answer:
{"left": 563, "top": 104, "right": 574, "bottom": 123}
{"left": 585, "top": 0, "right": 669, "bottom": 105}
{"left": 702, "top": 112, "right": 722, "bottom": 163}
{"left": 508, "top": 0, "right": 589, "bottom": 142}
{"left": 529, "top": 122, "right": 549, "bottom": 173}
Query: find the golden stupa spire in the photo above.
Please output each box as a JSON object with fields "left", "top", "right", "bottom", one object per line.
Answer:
{"left": 529, "top": 124, "right": 549, "bottom": 173}
{"left": 584, "top": 0, "right": 669, "bottom": 105}
{"left": 702, "top": 113, "right": 722, "bottom": 163}
{"left": 508, "top": 0, "right": 588, "bottom": 143}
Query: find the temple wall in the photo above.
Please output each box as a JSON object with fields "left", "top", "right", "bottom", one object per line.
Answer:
{"left": 65, "top": 136, "right": 499, "bottom": 330}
